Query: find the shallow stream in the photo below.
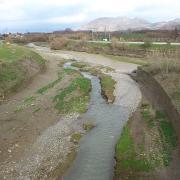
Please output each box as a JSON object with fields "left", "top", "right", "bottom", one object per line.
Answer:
{"left": 62, "top": 63, "right": 131, "bottom": 180}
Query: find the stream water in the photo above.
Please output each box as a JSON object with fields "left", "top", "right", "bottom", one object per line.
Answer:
{"left": 62, "top": 63, "right": 131, "bottom": 180}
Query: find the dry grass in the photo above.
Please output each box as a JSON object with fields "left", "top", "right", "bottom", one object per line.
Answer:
{"left": 50, "top": 37, "right": 69, "bottom": 50}
{"left": 144, "top": 51, "right": 180, "bottom": 76}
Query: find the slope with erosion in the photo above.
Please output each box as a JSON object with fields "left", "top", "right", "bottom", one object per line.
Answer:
{"left": 0, "top": 44, "right": 45, "bottom": 101}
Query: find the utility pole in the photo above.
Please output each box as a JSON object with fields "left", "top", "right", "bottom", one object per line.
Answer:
{"left": 108, "top": 32, "right": 111, "bottom": 41}
{"left": 104, "top": 26, "right": 107, "bottom": 39}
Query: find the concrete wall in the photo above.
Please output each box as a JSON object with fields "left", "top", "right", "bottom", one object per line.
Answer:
{"left": 133, "top": 67, "right": 180, "bottom": 142}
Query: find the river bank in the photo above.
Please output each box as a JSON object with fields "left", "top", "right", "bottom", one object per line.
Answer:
{"left": 0, "top": 44, "right": 142, "bottom": 179}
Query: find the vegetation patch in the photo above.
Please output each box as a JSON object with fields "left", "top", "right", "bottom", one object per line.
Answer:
{"left": 0, "top": 44, "right": 45, "bottom": 65}
{"left": 71, "top": 133, "right": 83, "bottom": 144}
{"left": 71, "top": 62, "right": 88, "bottom": 69}
{"left": 83, "top": 122, "right": 95, "bottom": 131}
{"left": 15, "top": 96, "right": 36, "bottom": 112}
{"left": 73, "top": 63, "right": 116, "bottom": 103}
{"left": 37, "top": 72, "right": 64, "bottom": 94}
{"left": 37, "top": 68, "right": 81, "bottom": 95}
{"left": 53, "top": 76, "right": 91, "bottom": 114}
{"left": 0, "top": 44, "right": 45, "bottom": 100}
{"left": 114, "top": 123, "right": 151, "bottom": 179}
{"left": 99, "top": 74, "right": 116, "bottom": 103}
{"left": 114, "top": 101, "right": 177, "bottom": 179}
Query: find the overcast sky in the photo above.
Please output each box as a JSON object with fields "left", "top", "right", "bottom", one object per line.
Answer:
{"left": 0, "top": 0, "right": 180, "bottom": 32}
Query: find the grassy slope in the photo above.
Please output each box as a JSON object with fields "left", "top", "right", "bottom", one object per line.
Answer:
{"left": 0, "top": 44, "right": 45, "bottom": 99}
{"left": 0, "top": 44, "right": 44, "bottom": 64}
{"left": 114, "top": 102, "right": 177, "bottom": 179}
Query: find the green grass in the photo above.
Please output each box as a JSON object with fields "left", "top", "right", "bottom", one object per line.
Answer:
{"left": 36, "top": 69, "right": 80, "bottom": 95}
{"left": 24, "top": 96, "right": 36, "bottom": 104}
{"left": 37, "top": 72, "right": 64, "bottom": 94}
{"left": 0, "top": 44, "right": 45, "bottom": 65}
{"left": 141, "top": 104, "right": 154, "bottom": 128}
{"left": 156, "top": 111, "right": 176, "bottom": 148}
{"left": 127, "top": 43, "right": 179, "bottom": 51}
{"left": 115, "top": 124, "right": 151, "bottom": 179}
{"left": 154, "top": 111, "right": 177, "bottom": 166}
{"left": 115, "top": 103, "right": 177, "bottom": 179}
{"left": 0, "top": 44, "right": 45, "bottom": 99}
{"left": 54, "top": 76, "right": 91, "bottom": 114}
{"left": 15, "top": 96, "right": 36, "bottom": 112}
{"left": 99, "top": 74, "right": 116, "bottom": 103}
{"left": 141, "top": 105, "right": 177, "bottom": 167}
{"left": 121, "top": 33, "right": 147, "bottom": 41}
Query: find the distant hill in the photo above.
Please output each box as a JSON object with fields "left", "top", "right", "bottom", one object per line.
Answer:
{"left": 80, "top": 17, "right": 180, "bottom": 31}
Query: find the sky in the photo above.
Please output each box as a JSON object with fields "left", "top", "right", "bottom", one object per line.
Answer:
{"left": 0, "top": 0, "right": 180, "bottom": 33}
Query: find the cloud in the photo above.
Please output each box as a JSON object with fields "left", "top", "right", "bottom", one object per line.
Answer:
{"left": 45, "top": 13, "right": 87, "bottom": 24}
{"left": 0, "top": 0, "right": 180, "bottom": 32}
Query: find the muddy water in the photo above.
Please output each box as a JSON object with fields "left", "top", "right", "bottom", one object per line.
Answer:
{"left": 62, "top": 64, "right": 130, "bottom": 180}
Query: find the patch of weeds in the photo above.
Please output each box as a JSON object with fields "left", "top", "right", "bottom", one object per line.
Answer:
{"left": 71, "top": 133, "right": 83, "bottom": 144}
{"left": 115, "top": 102, "right": 177, "bottom": 179}
{"left": 156, "top": 112, "right": 177, "bottom": 166}
{"left": 99, "top": 74, "right": 116, "bottom": 103}
{"left": 15, "top": 96, "right": 36, "bottom": 112}
{"left": 63, "top": 68, "right": 79, "bottom": 74}
{"left": 14, "top": 104, "right": 27, "bottom": 113}
{"left": 155, "top": 111, "right": 166, "bottom": 119}
{"left": 141, "top": 106, "right": 177, "bottom": 167}
{"left": 103, "top": 66, "right": 114, "bottom": 73}
{"left": 141, "top": 103, "right": 154, "bottom": 128}
{"left": 80, "top": 66, "right": 101, "bottom": 76}
{"left": 71, "top": 62, "right": 87, "bottom": 68}
{"left": 36, "top": 72, "right": 64, "bottom": 94}
{"left": 54, "top": 77, "right": 91, "bottom": 114}
{"left": 114, "top": 124, "right": 151, "bottom": 179}
{"left": 24, "top": 96, "right": 36, "bottom": 104}
{"left": 37, "top": 79, "right": 62, "bottom": 94}
{"left": 83, "top": 122, "right": 95, "bottom": 131}
{"left": 33, "top": 107, "right": 41, "bottom": 113}
{"left": 160, "top": 120, "right": 176, "bottom": 148}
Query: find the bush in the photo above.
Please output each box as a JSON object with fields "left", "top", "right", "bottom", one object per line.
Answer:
{"left": 50, "top": 37, "right": 69, "bottom": 50}
{"left": 142, "top": 41, "right": 152, "bottom": 49}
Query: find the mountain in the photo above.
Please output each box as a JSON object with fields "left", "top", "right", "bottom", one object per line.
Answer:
{"left": 80, "top": 17, "right": 180, "bottom": 31}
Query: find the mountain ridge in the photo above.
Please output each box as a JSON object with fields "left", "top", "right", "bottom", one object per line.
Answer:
{"left": 80, "top": 17, "right": 180, "bottom": 31}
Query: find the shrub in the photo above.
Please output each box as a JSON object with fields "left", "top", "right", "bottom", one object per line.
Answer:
{"left": 50, "top": 37, "right": 69, "bottom": 50}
